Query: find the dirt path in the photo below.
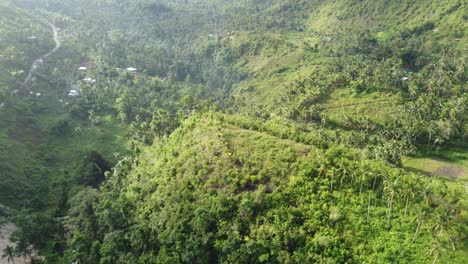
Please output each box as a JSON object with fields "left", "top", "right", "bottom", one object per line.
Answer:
{"left": 433, "top": 166, "right": 468, "bottom": 180}
{"left": 22, "top": 19, "right": 60, "bottom": 87}
{"left": 319, "top": 99, "right": 394, "bottom": 111}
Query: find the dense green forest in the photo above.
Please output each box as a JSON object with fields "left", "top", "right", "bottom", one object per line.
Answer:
{"left": 0, "top": 0, "right": 467, "bottom": 263}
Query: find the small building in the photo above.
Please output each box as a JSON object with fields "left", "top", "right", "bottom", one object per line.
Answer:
{"left": 83, "top": 77, "right": 96, "bottom": 84}
{"left": 78, "top": 67, "right": 87, "bottom": 71}
{"left": 126, "top": 67, "right": 137, "bottom": 72}
{"left": 68, "top": 89, "right": 80, "bottom": 97}
{"left": 401, "top": 77, "right": 409, "bottom": 81}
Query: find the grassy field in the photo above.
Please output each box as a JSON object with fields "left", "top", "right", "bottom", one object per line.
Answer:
{"left": 318, "top": 88, "right": 401, "bottom": 123}
{"left": 403, "top": 145, "right": 468, "bottom": 193}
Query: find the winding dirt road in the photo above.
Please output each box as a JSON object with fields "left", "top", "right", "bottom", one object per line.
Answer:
{"left": 22, "top": 20, "right": 61, "bottom": 86}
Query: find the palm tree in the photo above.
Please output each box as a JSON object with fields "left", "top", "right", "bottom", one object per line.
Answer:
{"left": 338, "top": 158, "right": 347, "bottom": 190}
{"left": 15, "top": 239, "right": 31, "bottom": 264}
{"left": 402, "top": 177, "right": 415, "bottom": 217}
{"left": 429, "top": 238, "right": 445, "bottom": 264}
{"left": 384, "top": 178, "right": 399, "bottom": 229}
{"left": 431, "top": 210, "right": 456, "bottom": 251}
{"left": 412, "top": 205, "right": 427, "bottom": 243}
{"left": 327, "top": 169, "right": 335, "bottom": 192}
{"left": 359, "top": 170, "right": 368, "bottom": 195}
{"left": 2, "top": 245, "right": 16, "bottom": 264}
{"left": 366, "top": 191, "right": 373, "bottom": 223}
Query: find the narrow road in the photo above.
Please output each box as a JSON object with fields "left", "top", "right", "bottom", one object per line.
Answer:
{"left": 22, "top": 20, "right": 61, "bottom": 86}
{"left": 319, "top": 99, "right": 395, "bottom": 111}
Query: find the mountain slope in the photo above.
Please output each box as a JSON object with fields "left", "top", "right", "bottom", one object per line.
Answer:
{"left": 61, "top": 113, "right": 467, "bottom": 263}
{"left": 1, "top": 1, "right": 466, "bottom": 263}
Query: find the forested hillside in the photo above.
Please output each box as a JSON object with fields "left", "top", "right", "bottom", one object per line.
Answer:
{"left": 0, "top": 0, "right": 54, "bottom": 207}
{"left": 1, "top": 0, "right": 467, "bottom": 263}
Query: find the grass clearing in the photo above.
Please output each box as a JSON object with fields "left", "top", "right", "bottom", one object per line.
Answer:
{"left": 404, "top": 145, "right": 468, "bottom": 192}
{"left": 319, "top": 88, "right": 401, "bottom": 122}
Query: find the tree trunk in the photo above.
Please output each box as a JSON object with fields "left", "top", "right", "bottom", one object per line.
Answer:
{"left": 372, "top": 174, "right": 377, "bottom": 191}
{"left": 432, "top": 250, "right": 439, "bottom": 264}
{"left": 405, "top": 196, "right": 409, "bottom": 217}
{"left": 427, "top": 130, "right": 432, "bottom": 151}
{"left": 367, "top": 195, "right": 372, "bottom": 223}
{"left": 360, "top": 176, "right": 364, "bottom": 194}
{"left": 387, "top": 195, "right": 393, "bottom": 228}
{"left": 413, "top": 219, "right": 420, "bottom": 242}
{"left": 447, "top": 232, "right": 456, "bottom": 250}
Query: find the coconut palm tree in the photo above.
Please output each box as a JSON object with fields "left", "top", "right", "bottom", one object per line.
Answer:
{"left": 431, "top": 209, "right": 456, "bottom": 251}
{"left": 401, "top": 177, "right": 416, "bottom": 217}
{"left": 2, "top": 245, "right": 16, "bottom": 264}
{"left": 412, "top": 205, "right": 427, "bottom": 243}
{"left": 430, "top": 240, "right": 440, "bottom": 264}
{"left": 366, "top": 190, "right": 374, "bottom": 223}
{"left": 384, "top": 178, "right": 399, "bottom": 229}
{"left": 359, "top": 169, "right": 368, "bottom": 195}
{"left": 327, "top": 169, "right": 336, "bottom": 192}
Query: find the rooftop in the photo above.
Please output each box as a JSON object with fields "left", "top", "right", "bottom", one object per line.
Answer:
{"left": 68, "top": 89, "right": 80, "bottom": 97}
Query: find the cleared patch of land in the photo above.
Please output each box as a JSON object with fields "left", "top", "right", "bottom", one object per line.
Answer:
{"left": 403, "top": 149, "right": 468, "bottom": 181}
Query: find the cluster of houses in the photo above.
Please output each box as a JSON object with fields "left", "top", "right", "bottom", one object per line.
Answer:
{"left": 83, "top": 77, "right": 96, "bottom": 84}
{"left": 29, "top": 91, "right": 42, "bottom": 97}
{"left": 67, "top": 66, "right": 139, "bottom": 98}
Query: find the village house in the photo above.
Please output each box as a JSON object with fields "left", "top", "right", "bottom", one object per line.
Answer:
{"left": 68, "top": 89, "right": 80, "bottom": 97}
{"left": 83, "top": 77, "right": 96, "bottom": 84}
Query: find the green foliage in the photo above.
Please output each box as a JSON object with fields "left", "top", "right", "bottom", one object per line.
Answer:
{"left": 60, "top": 114, "right": 467, "bottom": 263}
{"left": 76, "top": 151, "right": 112, "bottom": 187}
{"left": 0, "top": 0, "right": 466, "bottom": 263}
